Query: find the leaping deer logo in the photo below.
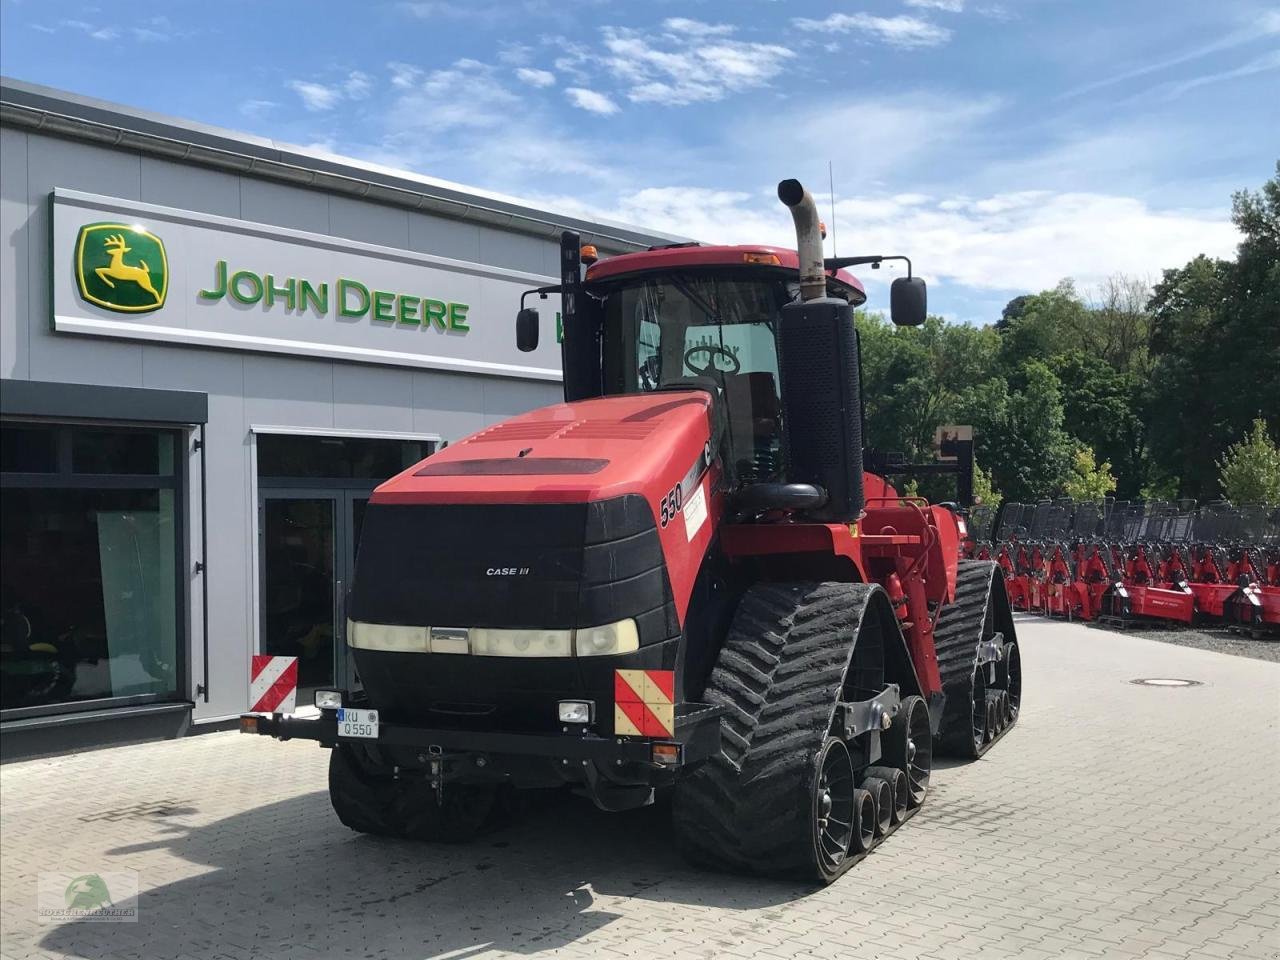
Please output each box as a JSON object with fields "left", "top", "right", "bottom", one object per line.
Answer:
{"left": 96, "top": 233, "right": 162, "bottom": 304}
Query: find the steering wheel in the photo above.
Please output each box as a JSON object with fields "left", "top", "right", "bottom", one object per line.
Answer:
{"left": 684, "top": 343, "right": 741, "bottom": 377}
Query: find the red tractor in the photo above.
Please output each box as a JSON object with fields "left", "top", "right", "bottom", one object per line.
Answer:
{"left": 242, "top": 179, "right": 1022, "bottom": 883}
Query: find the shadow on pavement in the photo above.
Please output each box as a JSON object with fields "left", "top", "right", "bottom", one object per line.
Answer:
{"left": 39, "top": 786, "right": 816, "bottom": 959}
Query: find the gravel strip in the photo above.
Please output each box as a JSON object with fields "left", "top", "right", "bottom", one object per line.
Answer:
{"left": 1081, "top": 620, "right": 1280, "bottom": 662}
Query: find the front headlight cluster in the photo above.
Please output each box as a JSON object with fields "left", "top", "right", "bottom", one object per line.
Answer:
{"left": 348, "top": 618, "right": 640, "bottom": 658}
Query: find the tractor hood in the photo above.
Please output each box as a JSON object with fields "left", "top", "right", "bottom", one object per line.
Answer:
{"left": 372, "top": 391, "right": 716, "bottom": 507}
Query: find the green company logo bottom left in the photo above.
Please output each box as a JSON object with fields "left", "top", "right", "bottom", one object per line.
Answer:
{"left": 75, "top": 222, "right": 168, "bottom": 313}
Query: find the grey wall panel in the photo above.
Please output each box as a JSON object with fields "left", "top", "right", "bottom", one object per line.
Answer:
{"left": 137, "top": 344, "right": 250, "bottom": 720}
{"left": 411, "top": 369, "right": 486, "bottom": 442}
{"left": 478, "top": 224, "right": 556, "bottom": 275}
{"left": 0, "top": 127, "right": 29, "bottom": 379}
{"left": 239, "top": 177, "right": 329, "bottom": 234}
{"left": 483, "top": 377, "right": 561, "bottom": 425}
{"left": 333, "top": 362, "right": 415, "bottom": 434}
{"left": 243, "top": 353, "right": 336, "bottom": 428}
{"left": 24, "top": 136, "right": 146, "bottom": 386}
{"left": 329, "top": 195, "right": 409, "bottom": 249}
{"left": 409, "top": 210, "right": 480, "bottom": 264}
{"left": 141, "top": 156, "right": 241, "bottom": 218}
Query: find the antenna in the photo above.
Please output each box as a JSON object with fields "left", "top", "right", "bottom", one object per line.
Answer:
{"left": 827, "top": 160, "right": 838, "bottom": 258}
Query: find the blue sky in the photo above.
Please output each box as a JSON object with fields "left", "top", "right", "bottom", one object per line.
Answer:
{"left": 3, "top": 0, "right": 1277, "bottom": 321}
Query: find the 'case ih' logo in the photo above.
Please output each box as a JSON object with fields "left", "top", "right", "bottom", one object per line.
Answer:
{"left": 74, "top": 223, "right": 168, "bottom": 313}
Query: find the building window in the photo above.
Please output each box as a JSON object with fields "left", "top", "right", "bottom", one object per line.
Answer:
{"left": 1, "top": 421, "right": 182, "bottom": 715}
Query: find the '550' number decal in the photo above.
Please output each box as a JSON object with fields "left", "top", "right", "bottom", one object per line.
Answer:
{"left": 659, "top": 484, "right": 684, "bottom": 527}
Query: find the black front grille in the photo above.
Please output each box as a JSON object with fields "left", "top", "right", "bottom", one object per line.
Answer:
{"left": 349, "top": 495, "right": 677, "bottom": 640}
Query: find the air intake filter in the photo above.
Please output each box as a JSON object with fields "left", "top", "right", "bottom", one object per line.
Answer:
{"left": 777, "top": 297, "right": 864, "bottom": 521}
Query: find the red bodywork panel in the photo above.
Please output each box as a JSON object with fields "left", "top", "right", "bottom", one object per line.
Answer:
{"left": 587, "top": 245, "right": 867, "bottom": 302}
{"left": 372, "top": 391, "right": 720, "bottom": 624}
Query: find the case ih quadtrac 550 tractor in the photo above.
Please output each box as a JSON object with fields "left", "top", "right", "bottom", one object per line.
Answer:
{"left": 242, "top": 179, "right": 1021, "bottom": 883}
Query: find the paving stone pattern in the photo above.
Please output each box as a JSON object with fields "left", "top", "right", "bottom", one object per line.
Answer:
{"left": 2, "top": 616, "right": 1278, "bottom": 959}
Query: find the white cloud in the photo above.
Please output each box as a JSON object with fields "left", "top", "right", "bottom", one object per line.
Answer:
{"left": 905, "top": 0, "right": 964, "bottom": 10}
{"left": 289, "top": 71, "right": 374, "bottom": 112}
{"left": 516, "top": 67, "right": 556, "bottom": 88}
{"left": 662, "top": 18, "right": 736, "bottom": 37}
{"left": 388, "top": 62, "right": 423, "bottom": 89}
{"left": 566, "top": 87, "right": 620, "bottom": 115}
{"left": 1144, "top": 48, "right": 1280, "bottom": 101}
{"left": 344, "top": 71, "right": 373, "bottom": 100}
{"left": 793, "top": 13, "right": 951, "bottom": 49}
{"left": 601, "top": 24, "right": 793, "bottom": 105}
{"left": 385, "top": 58, "right": 520, "bottom": 132}
{"left": 239, "top": 99, "right": 278, "bottom": 119}
{"left": 288, "top": 80, "right": 343, "bottom": 112}
{"left": 561, "top": 185, "right": 1236, "bottom": 299}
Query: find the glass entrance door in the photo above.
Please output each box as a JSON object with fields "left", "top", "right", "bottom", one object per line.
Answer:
{"left": 260, "top": 489, "right": 371, "bottom": 699}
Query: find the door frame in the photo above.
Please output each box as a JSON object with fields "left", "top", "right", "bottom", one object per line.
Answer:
{"left": 247, "top": 427, "right": 439, "bottom": 706}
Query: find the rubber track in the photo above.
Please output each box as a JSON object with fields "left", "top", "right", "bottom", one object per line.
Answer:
{"left": 934, "top": 560, "right": 1016, "bottom": 757}
{"left": 672, "top": 582, "right": 884, "bottom": 878}
{"left": 328, "top": 744, "right": 404, "bottom": 837}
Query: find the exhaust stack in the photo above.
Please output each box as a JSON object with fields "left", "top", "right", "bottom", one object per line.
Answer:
{"left": 777, "top": 179, "right": 826, "bottom": 301}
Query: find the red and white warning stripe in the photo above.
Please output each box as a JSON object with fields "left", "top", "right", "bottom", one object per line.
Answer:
{"left": 614, "top": 669, "right": 675, "bottom": 738}
{"left": 250, "top": 655, "right": 298, "bottom": 713}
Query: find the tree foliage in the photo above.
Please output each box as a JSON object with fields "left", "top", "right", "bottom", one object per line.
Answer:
{"left": 852, "top": 161, "right": 1278, "bottom": 506}
{"left": 1217, "top": 419, "right": 1280, "bottom": 504}
{"left": 1063, "top": 448, "right": 1118, "bottom": 501}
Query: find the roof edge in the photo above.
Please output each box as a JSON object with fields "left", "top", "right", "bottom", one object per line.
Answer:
{"left": 0, "top": 76, "right": 689, "bottom": 253}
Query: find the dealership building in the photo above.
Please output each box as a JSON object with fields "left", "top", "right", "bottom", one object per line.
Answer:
{"left": 0, "top": 78, "right": 679, "bottom": 755}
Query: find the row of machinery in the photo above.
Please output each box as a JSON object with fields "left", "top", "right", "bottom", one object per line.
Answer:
{"left": 965, "top": 499, "right": 1279, "bottom": 635}
{"left": 243, "top": 179, "right": 1022, "bottom": 884}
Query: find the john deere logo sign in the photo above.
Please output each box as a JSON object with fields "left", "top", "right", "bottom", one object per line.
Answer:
{"left": 74, "top": 222, "right": 168, "bottom": 313}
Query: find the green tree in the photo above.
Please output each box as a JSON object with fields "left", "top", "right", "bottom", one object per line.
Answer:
{"left": 955, "top": 362, "right": 1074, "bottom": 502}
{"left": 1217, "top": 419, "right": 1280, "bottom": 503}
{"left": 972, "top": 460, "right": 1001, "bottom": 507}
{"left": 1146, "top": 162, "right": 1280, "bottom": 499}
{"left": 1063, "top": 447, "right": 1117, "bottom": 500}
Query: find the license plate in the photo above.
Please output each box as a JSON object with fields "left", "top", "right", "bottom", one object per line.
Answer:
{"left": 336, "top": 708, "right": 379, "bottom": 739}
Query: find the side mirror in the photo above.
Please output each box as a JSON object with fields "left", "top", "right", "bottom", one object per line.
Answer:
{"left": 890, "top": 277, "right": 927, "bottom": 327}
{"left": 516, "top": 307, "right": 539, "bottom": 352}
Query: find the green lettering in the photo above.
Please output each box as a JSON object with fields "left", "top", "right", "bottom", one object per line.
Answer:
{"left": 556, "top": 310, "right": 563, "bottom": 344}
{"left": 397, "top": 295, "right": 420, "bottom": 325}
{"left": 372, "top": 290, "right": 395, "bottom": 324}
{"left": 199, "top": 259, "right": 228, "bottom": 301}
{"left": 338, "top": 278, "right": 369, "bottom": 318}
{"left": 264, "top": 275, "right": 296, "bottom": 310}
{"left": 230, "top": 270, "right": 263, "bottom": 305}
{"left": 448, "top": 302, "right": 470, "bottom": 332}
{"left": 300, "top": 279, "right": 328, "bottom": 315}
{"left": 422, "top": 299, "right": 447, "bottom": 331}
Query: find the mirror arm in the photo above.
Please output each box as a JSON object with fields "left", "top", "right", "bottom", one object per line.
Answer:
{"left": 824, "top": 254, "right": 913, "bottom": 277}
{"left": 519, "top": 284, "right": 564, "bottom": 310}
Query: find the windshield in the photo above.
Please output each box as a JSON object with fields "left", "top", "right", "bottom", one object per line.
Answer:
{"left": 599, "top": 272, "right": 796, "bottom": 485}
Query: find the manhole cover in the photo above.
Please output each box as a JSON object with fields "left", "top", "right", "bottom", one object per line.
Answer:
{"left": 1130, "top": 678, "right": 1202, "bottom": 687}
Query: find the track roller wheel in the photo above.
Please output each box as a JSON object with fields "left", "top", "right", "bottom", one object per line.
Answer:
{"left": 813, "top": 738, "right": 856, "bottom": 878}
{"left": 851, "top": 789, "right": 876, "bottom": 853}
{"left": 1000, "top": 641, "right": 1022, "bottom": 722}
{"left": 864, "top": 766, "right": 908, "bottom": 825}
{"left": 881, "top": 694, "right": 931, "bottom": 808}
{"left": 861, "top": 777, "right": 893, "bottom": 838}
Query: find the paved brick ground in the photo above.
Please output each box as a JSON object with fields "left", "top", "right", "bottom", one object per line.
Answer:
{"left": 2, "top": 616, "right": 1278, "bottom": 960}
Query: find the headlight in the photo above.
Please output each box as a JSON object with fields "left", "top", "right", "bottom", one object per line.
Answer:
{"left": 314, "top": 690, "right": 343, "bottom": 709}
{"left": 348, "top": 621, "right": 428, "bottom": 652}
{"left": 470, "top": 628, "right": 573, "bottom": 657}
{"left": 575, "top": 619, "right": 639, "bottom": 657}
